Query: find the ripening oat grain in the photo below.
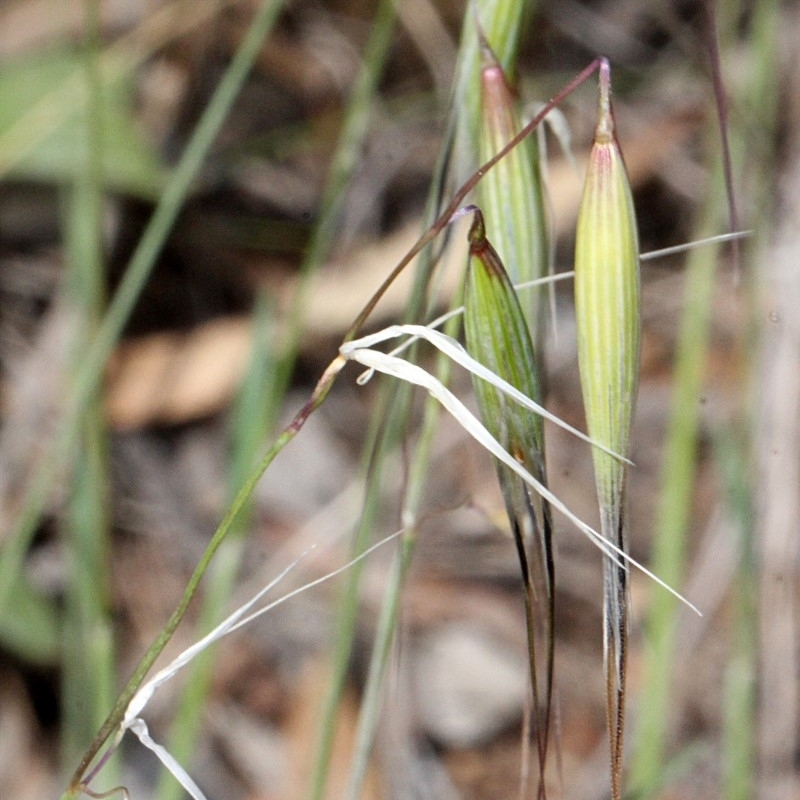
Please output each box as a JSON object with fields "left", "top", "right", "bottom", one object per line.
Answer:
{"left": 477, "top": 36, "right": 549, "bottom": 338}
{"left": 463, "top": 207, "right": 554, "bottom": 791}
{"left": 574, "top": 58, "right": 641, "bottom": 800}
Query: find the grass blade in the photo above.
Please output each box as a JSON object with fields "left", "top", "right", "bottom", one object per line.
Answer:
{"left": 0, "top": 0, "right": 287, "bottom": 619}
{"left": 61, "top": 1, "right": 117, "bottom": 782}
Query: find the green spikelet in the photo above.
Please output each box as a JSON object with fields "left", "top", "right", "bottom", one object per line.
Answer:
{"left": 574, "top": 59, "right": 641, "bottom": 800}
{"left": 464, "top": 208, "right": 554, "bottom": 796}
{"left": 477, "top": 36, "right": 549, "bottom": 338}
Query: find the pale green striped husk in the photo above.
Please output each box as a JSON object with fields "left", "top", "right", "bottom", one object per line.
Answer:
{"left": 463, "top": 209, "right": 554, "bottom": 787}
{"left": 464, "top": 210, "right": 545, "bottom": 474}
{"left": 574, "top": 89, "right": 641, "bottom": 518}
{"left": 477, "top": 45, "right": 548, "bottom": 336}
{"left": 573, "top": 61, "right": 640, "bottom": 800}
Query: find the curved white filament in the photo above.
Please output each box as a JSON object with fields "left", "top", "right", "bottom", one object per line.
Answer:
{"left": 342, "top": 342, "right": 700, "bottom": 616}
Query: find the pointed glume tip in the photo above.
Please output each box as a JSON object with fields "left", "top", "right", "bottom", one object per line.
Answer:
{"left": 468, "top": 207, "right": 486, "bottom": 246}
{"left": 596, "top": 58, "right": 613, "bottom": 143}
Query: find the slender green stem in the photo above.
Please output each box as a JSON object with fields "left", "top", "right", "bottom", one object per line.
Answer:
{"left": 716, "top": 431, "right": 756, "bottom": 800}
{"left": 628, "top": 215, "right": 721, "bottom": 797}
{"left": 631, "top": 1, "right": 777, "bottom": 791}
{"left": 60, "top": 0, "right": 117, "bottom": 781}
{"left": 342, "top": 533, "right": 416, "bottom": 800}
{"left": 318, "top": 9, "right": 553, "bottom": 798}
{"left": 62, "top": 356, "right": 344, "bottom": 799}
{"left": 718, "top": 3, "right": 777, "bottom": 797}
{"left": 154, "top": 296, "right": 277, "bottom": 800}
{"left": 343, "top": 298, "right": 460, "bottom": 800}
{"left": 307, "top": 382, "right": 410, "bottom": 800}
{"left": 154, "top": 0, "right": 400, "bottom": 788}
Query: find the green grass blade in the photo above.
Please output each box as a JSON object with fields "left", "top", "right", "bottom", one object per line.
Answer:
{"left": 332, "top": 6, "right": 543, "bottom": 795}
{"left": 449, "top": 0, "right": 533, "bottom": 179}
{"left": 60, "top": 352, "right": 345, "bottom": 799}
{"left": 0, "top": 0, "right": 286, "bottom": 619}
{"left": 313, "top": 5, "right": 537, "bottom": 798}
{"left": 631, "top": 1, "right": 777, "bottom": 791}
{"left": 342, "top": 532, "right": 416, "bottom": 800}
{"left": 154, "top": 0, "right": 406, "bottom": 783}
{"left": 0, "top": 0, "right": 226, "bottom": 181}
{"left": 0, "top": 573, "right": 58, "bottom": 664}
{"left": 628, "top": 213, "right": 721, "bottom": 798}
{"left": 342, "top": 289, "right": 467, "bottom": 800}
{"left": 153, "top": 295, "right": 278, "bottom": 800}
{"left": 726, "top": 2, "right": 780, "bottom": 796}
{"left": 308, "top": 390, "right": 405, "bottom": 800}
{"left": 716, "top": 431, "right": 756, "bottom": 800}
{"left": 60, "top": 3, "right": 117, "bottom": 782}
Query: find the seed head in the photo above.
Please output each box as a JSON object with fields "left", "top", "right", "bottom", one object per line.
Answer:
{"left": 477, "top": 38, "right": 548, "bottom": 337}
{"left": 574, "top": 59, "right": 641, "bottom": 509}
{"left": 573, "top": 58, "right": 640, "bottom": 800}
{"left": 464, "top": 208, "right": 545, "bottom": 460}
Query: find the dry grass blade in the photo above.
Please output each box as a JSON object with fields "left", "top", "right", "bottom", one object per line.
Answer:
{"left": 573, "top": 59, "right": 640, "bottom": 800}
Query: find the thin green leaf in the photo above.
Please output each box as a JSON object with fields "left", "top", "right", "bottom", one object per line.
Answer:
{"left": 0, "top": 49, "right": 165, "bottom": 196}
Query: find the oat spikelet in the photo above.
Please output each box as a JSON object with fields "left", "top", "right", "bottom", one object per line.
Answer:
{"left": 574, "top": 58, "right": 641, "bottom": 800}
{"left": 477, "top": 35, "right": 549, "bottom": 338}
{"left": 464, "top": 209, "right": 554, "bottom": 798}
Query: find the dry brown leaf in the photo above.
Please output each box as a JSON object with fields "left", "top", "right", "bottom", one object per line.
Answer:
{"left": 283, "top": 658, "right": 383, "bottom": 800}
{"left": 105, "top": 316, "right": 253, "bottom": 429}
{"left": 0, "top": 672, "right": 56, "bottom": 800}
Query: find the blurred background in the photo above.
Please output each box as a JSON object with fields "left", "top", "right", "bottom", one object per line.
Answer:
{"left": 0, "top": 1, "right": 797, "bottom": 799}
